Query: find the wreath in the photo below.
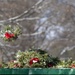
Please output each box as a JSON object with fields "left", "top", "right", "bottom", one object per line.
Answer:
{"left": 0, "top": 25, "right": 21, "bottom": 42}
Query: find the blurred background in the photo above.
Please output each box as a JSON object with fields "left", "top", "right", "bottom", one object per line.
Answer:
{"left": 0, "top": 0, "right": 75, "bottom": 62}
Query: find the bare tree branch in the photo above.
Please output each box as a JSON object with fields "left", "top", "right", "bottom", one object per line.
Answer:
{"left": 0, "top": 0, "right": 44, "bottom": 24}
{"left": 15, "top": 17, "right": 40, "bottom": 22}
{"left": 22, "top": 31, "right": 45, "bottom": 36}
